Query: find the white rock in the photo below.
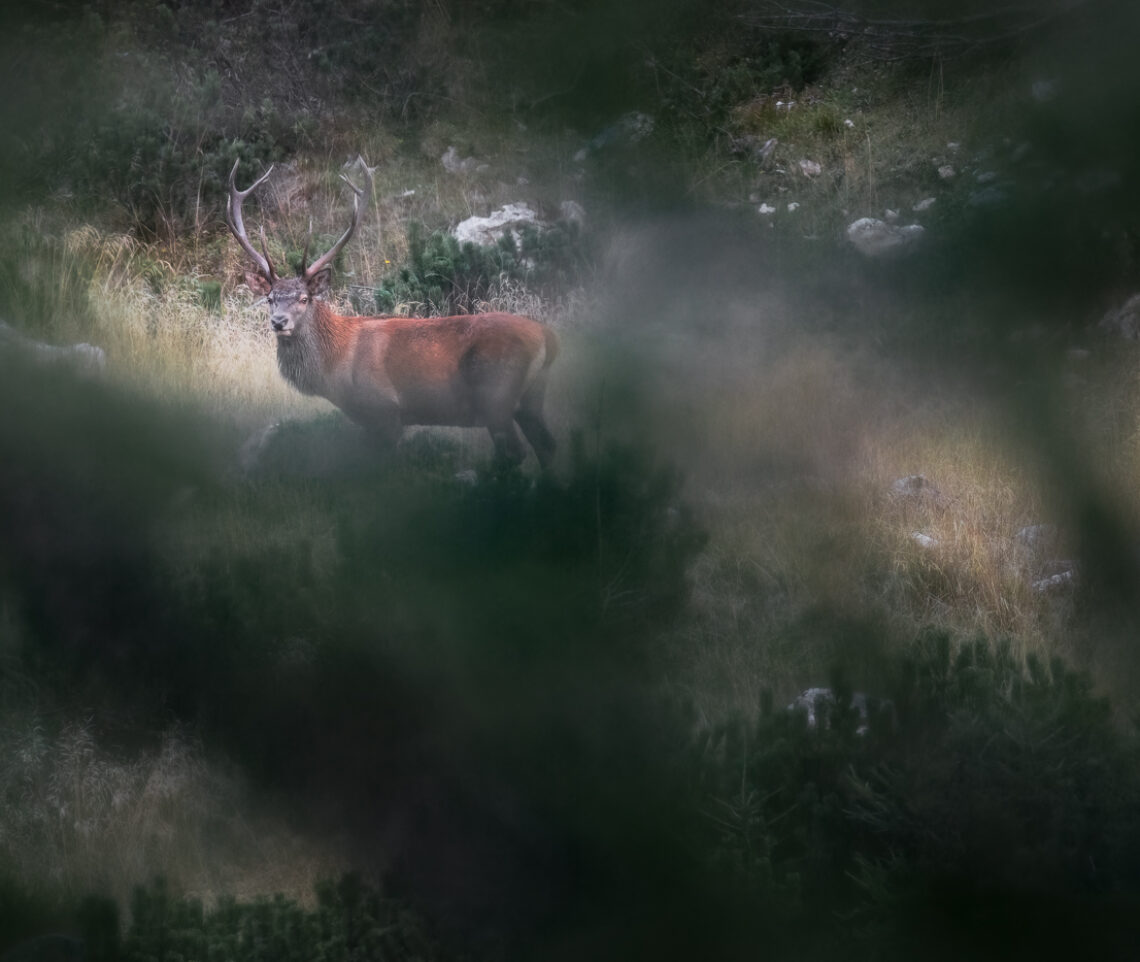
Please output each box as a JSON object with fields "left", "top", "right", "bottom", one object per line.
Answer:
{"left": 1033, "top": 565, "right": 1077, "bottom": 593}
{"left": 799, "top": 158, "right": 822, "bottom": 177}
{"left": 787, "top": 202, "right": 800, "bottom": 212}
{"left": 441, "top": 145, "right": 485, "bottom": 175}
{"left": 559, "top": 200, "right": 586, "bottom": 226}
{"left": 787, "top": 688, "right": 885, "bottom": 735}
{"left": 913, "top": 197, "right": 936, "bottom": 212}
{"left": 1099, "top": 293, "right": 1140, "bottom": 339}
{"left": 976, "top": 170, "right": 999, "bottom": 183}
{"left": 0, "top": 321, "right": 106, "bottom": 375}
{"left": 938, "top": 164, "right": 956, "bottom": 180}
{"left": 846, "top": 218, "right": 924, "bottom": 258}
{"left": 758, "top": 203, "right": 777, "bottom": 215}
{"left": 968, "top": 187, "right": 1009, "bottom": 207}
{"left": 884, "top": 208, "right": 899, "bottom": 223}
{"left": 844, "top": 118, "right": 855, "bottom": 128}
{"left": 890, "top": 474, "right": 943, "bottom": 503}
{"left": 453, "top": 203, "right": 541, "bottom": 247}
{"left": 1016, "top": 524, "right": 1060, "bottom": 549}
{"left": 911, "top": 532, "right": 938, "bottom": 549}
{"left": 576, "top": 111, "right": 656, "bottom": 161}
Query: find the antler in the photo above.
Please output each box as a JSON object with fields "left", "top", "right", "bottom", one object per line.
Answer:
{"left": 302, "top": 156, "right": 374, "bottom": 281}
{"left": 226, "top": 160, "right": 277, "bottom": 282}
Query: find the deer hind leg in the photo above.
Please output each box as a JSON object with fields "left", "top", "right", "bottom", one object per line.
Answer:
{"left": 515, "top": 373, "right": 556, "bottom": 470}
{"left": 487, "top": 419, "right": 526, "bottom": 467}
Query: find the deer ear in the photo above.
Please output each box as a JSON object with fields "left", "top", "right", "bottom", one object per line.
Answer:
{"left": 244, "top": 272, "right": 273, "bottom": 296}
{"left": 307, "top": 268, "right": 332, "bottom": 297}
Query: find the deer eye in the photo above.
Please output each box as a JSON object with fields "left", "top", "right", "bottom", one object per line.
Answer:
{"left": 300, "top": 295, "right": 309, "bottom": 304}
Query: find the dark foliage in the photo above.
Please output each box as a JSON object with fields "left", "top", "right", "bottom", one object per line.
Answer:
{"left": 693, "top": 630, "right": 1140, "bottom": 960}
{"left": 123, "top": 875, "right": 439, "bottom": 962}
{"left": 374, "top": 219, "right": 591, "bottom": 316}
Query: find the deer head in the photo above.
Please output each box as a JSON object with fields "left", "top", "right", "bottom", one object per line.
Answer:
{"left": 226, "top": 157, "right": 371, "bottom": 337}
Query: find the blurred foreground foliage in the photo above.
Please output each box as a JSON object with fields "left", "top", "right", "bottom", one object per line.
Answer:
{"left": 693, "top": 630, "right": 1140, "bottom": 960}
{"left": 2, "top": 357, "right": 1140, "bottom": 959}
{"left": 123, "top": 875, "right": 440, "bottom": 962}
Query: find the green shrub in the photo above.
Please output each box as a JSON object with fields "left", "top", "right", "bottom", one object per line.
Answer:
{"left": 692, "top": 631, "right": 1140, "bottom": 958}
{"left": 374, "top": 218, "right": 590, "bottom": 316}
{"left": 122, "top": 875, "right": 440, "bottom": 962}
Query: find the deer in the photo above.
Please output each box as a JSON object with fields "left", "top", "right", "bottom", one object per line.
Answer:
{"left": 226, "top": 158, "right": 559, "bottom": 468}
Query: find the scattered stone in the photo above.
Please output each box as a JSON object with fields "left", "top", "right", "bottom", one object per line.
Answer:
{"left": 968, "top": 186, "right": 1009, "bottom": 207}
{"left": 913, "top": 197, "right": 936, "bottom": 212}
{"left": 1098, "top": 293, "right": 1140, "bottom": 339}
{"left": 846, "top": 218, "right": 924, "bottom": 258}
{"left": 732, "top": 135, "right": 779, "bottom": 163}
{"left": 787, "top": 688, "right": 888, "bottom": 735}
{"left": 516, "top": 175, "right": 530, "bottom": 187}
{"left": 758, "top": 203, "right": 777, "bottom": 215}
{"left": 454, "top": 469, "right": 479, "bottom": 487}
{"left": 1032, "top": 79, "right": 1059, "bottom": 103}
{"left": 453, "top": 202, "right": 541, "bottom": 247}
{"left": 0, "top": 321, "right": 106, "bottom": 375}
{"left": 574, "top": 111, "right": 655, "bottom": 161}
{"left": 799, "top": 158, "right": 822, "bottom": 177}
{"left": 911, "top": 532, "right": 938, "bottom": 549}
{"left": 1016, "top": 524, "right": 1060, "bottom": 551}
{"left": 1032, "top": 560, "right": 1077, "bottom": 594}
{"left": 441, "top": 145, "right": 488, "bottom": 175}
{"left": 884, "top": 208, "right": 899, "bottom": 223}
{"left": 937, "top": 164, "right": 956, "bottom": 180}
{"left": 976, "top": 170, "right": 999, "bottom": 183}
{"left": 775, "top": 100, "right": 796, "bottom": 111}
{"left": 946, "top": 142, "right": 961, "bottom": 153}
{"left": 890, "top": 474, "right": 944, "bottom": 504}
{"left": 786, "top": 202, "right": 800, "bottom": 212}
{"left": 844, "top": 118, "right": 855, "bottom": 128}
{"left": 559, "top": 200, "right": 586, "bottom": 226}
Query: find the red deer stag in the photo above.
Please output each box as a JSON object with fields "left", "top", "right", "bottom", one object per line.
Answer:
{"left": 226, "top": 158, "right": 559, "bottom": 468}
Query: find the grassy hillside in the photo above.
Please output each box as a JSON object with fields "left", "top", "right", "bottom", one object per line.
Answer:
{"left": 3, "top": 1, "right": 1140, "bottom": 959}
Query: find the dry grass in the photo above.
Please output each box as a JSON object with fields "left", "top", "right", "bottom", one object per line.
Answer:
{"left": 646, "top": 309, "right": 1139, "bottom": 721}
{"left": 0, "top": 717, "right": 347, "bottom": 910}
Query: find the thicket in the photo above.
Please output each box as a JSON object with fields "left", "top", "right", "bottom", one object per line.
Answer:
{"left": 123, "top": 876, "right": 441, "bottom": 962}
{"left": 373, "top": 219, "right": 590, "bottom": 315}
{"left": 691, "top": 631, "right": 1140, "bottom": 959}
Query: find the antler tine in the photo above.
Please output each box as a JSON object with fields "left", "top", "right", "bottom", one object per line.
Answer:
{"left": 299, "top": 218, "right": 313, "bottom": 276}
{"left": 226, "top": 159, "right": 277, "bottom": 282}
{"left": 303, "top": 157, "right": 373, "bottom": 282}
